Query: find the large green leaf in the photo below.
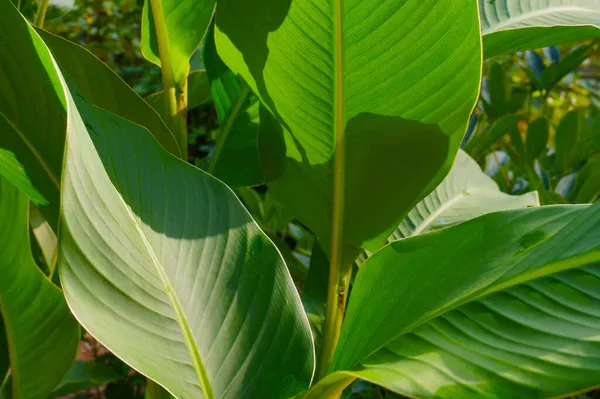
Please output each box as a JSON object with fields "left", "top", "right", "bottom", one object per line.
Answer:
{"left": 141, "top": 0, "right": 215, "bottom": 85}
{"left": 0, "top": 175, "right": 80, "bottom": 399}
{"left": 321, "top": 203, "right": 600, "bottom": 398}
{"left": 37, "top": 29, "right": 181, "bottom": 157}
{"left": 480, "top": 0, "right": 600, "bottom": 59}
{"left": 204, "top": 27, "right": 263, "bottom": 188}
{"left": 0, "top": 0, "right": 67, "bottom": 228}
{"left": 58, "top": 92, "right": 314, "bottom": 397}
{"left": 392, "top": 149, "right": 539, "bottom": 240}
{"left": 215, "top": 0, "right": 482, "bottom": 257}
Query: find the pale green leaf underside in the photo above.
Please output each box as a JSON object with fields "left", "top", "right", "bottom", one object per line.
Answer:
{"left": 331, "top": 203, "right": 600, "bottom": 390}
{"left": 215, "top": 0, "right": 482, "bottom": 253}
{"left": 0, "top": 175, "right": 79, "bottom": 399}
{"left": 59, "top": 91, "right": 314, "bottom": 398}
{"left": 480, "top": 0, "right": 600, "bottom": 58}
{"left": 392, "top": 149, "right": 539, "bottom": 240}
{"left": 142, "top": 0, "right": 215, "bottom": 84}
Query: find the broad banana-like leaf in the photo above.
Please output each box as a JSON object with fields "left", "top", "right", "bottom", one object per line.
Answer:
{"left": 204, "top": 27, "right": 263, "bottom": 188}
{"left": 480, "top": 0, "right": 600, "bottom": 58}
{"left": 392, "top": 149, "right": 539, "bottom": 240}
{"left": 37, "top": 29, "right": 181, "bottom": 157}
{"left": 215, "top": 0, "right": 482, "bottom": 258}
{"left": 58, "top": 91, "right": 315, "bottom": 397}
{"left": 313, "top": 203, "right": 600, "bottom": 398}
{"left": 145, "top": 70, "right": 212, "bottom": 117}
{"left": 0, "top": 0, "right": 67, "bottom": 229}
{"left": 0, "top": 175, "right": 80, "bottom": 399}
{"left": 142, "top": 0, "right": 215, "bottom": 85}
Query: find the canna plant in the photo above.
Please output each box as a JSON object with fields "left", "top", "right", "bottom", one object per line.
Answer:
{"left": 1, "top": 0, "right": 600, "bottom": 399}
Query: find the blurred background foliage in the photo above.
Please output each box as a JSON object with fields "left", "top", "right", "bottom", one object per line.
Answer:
{"left": 14, "top": 0, "right": 600, "bottom": 397}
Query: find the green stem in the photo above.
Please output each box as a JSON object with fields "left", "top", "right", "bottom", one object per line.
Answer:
{"left": 149, "top": 0, "right": 188, "bottom": 156}
{"left": 208, "top": 83, "right": 250, "bottom": 174}
{"left": 34, "top": 0, "right": 49, "bottom": 27}
{"left": 317, "top": 0, "right": 346, "bottom": 381}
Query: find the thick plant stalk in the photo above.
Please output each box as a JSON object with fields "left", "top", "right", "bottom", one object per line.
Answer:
{"left": 149, "top": 0, "right": 188, "bottom": 155}
{"left": 316, "top": 0, "right": 347, "bottom": 381}
{"left": 34, "top": 0, "right": 49, "bottom": 27}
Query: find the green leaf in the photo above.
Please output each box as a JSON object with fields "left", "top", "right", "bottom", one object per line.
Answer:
{"left": 58, "top": 92, "right": 315, "bottom": 397}
{"left": 556, "top": 110, "right": 591, "bottom": 172}
{"left": 0, "top": 0, "right": 67, "bottom": 229}
{"left": 141, "top": 0, "right": 215, "bottom": 85}
{"left": 539, "top": 43, "right": 596, "bottom": 91}
{"left": 392, "top": 149, "right": 539, "bottom": 240}
{"left": 301, "top": 243, "right": 330, "bottom": 355}
{"left": 29, "top": 204, "right": 57, "bottom": 274}
{"left": 49, "top": 361, "right": 125, "bottom": 399}
{"left": 466, "top": 114, "right": 522, "bottom": 160}
{"left": 526, "top": 117, "right": 549, "bottom": 164}
{"left": 486, "top": 63, "right": 508, "bottom": 120}
{"left": 480, "top": 0, "right": 600, "bottom": 59}
{"left": 37, "top": 29, "right": 181, "bottom": 157}
{"left": 215, "top": 0, "right": 482, "bottom": 256}
{"left": 0, "top": 174, "right": 80, "bottom": 399}
{"left": 327, "top": 203, "right": 600, "bottom": 398}
{"left": 0, "top": 317, "right": 7, "bottom": 384}
{"left": 145, "top": 69, "right": 212, "bottom": 117}
{"left": 204, "top": 28, "right": 263, "bottom": 188}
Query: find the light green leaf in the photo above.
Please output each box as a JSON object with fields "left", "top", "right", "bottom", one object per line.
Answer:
{"left": 215, "top": 0, "right": 482, "bottom": 256}
{"left": 392, "top": 149, "right": 539, "bottom": 240}
{"left": 141, "top": 0, "right": 215, "bottom": 85}
{"left": 29, "top": 204, "right": 57, "bottom": 273}
{"left": 204, "top": 28, "right": 263, "bottom": 188}
{"left": 480, "top": 0, "right": 600, "bottom": 59}
{"left": 327, "top": 203, "right": 600, "bottom": 398}
{"left": 58, "top": 93, "right": 315, "bottom": 398}
{"left": 37, "top": 29, "right": 181, "bottom": 157}
{"left": 0, "top": 175, "right": 80, "bottom": 399}
{"left": 145, "top": 69, "right": 212, "bottom": 117}
{"left": 0, "top": 0, "right": 67, "bottom": 229}
{"left": 49, "top": 361, "right": 124, "bottom": 399}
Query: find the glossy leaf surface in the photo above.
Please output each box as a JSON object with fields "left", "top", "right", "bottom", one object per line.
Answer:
{"left": 481, "top": 0, "right": 600, "bottom": 58}
{"left": 215, "top": 0, "right": 482, "bottom": 255}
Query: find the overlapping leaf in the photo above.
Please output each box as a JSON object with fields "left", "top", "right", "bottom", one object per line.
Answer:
{"left": 215, "top": 0, "right": 482, "bottom": 257}
{"left": 313, "top": 203, "right": 600, "bottom": 398}
{"left": 142, "top": 0, "right": 215, "bottom": 85}
{"left": 0, "top": 174, "right": 79, "bottom": 399}
{"left": 392, "top": 149, "right": 539, "bottom": 240}
{"left": 59, "top": 89, "right": 314, "bottom": 398}
{"left": 480, "top": 0, "right": 600, "bottom": 58}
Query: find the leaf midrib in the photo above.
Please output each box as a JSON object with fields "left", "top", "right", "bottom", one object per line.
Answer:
{"left": 483, "top": 5, "right": 600, "bottom": 33}
{"left": 114, "top": 192, "right": 215, "bottom": 399}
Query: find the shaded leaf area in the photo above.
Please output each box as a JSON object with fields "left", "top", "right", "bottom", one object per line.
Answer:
{"left": 49, "top": 360, "right": 125, "bottom": 398}
{"left": 216, "top": 0, "right": 481, "bottom": 257}
{"left": 0, "top": 174, "right": 80, "bottom": 399}
{"left": 38, "top": 28, "right": 181, "bottom": 157}
{"left": 59, "top": 82, "right": 314, "bottom": 398}
{"left": 480, "top": 0, "right": 600, "bottom": 58}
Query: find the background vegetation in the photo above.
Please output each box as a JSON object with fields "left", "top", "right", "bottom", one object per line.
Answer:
{"left": 8, "top": 0, "right": 600, "bottom": 397}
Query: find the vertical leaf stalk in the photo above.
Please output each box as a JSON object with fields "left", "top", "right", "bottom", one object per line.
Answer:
{"left": 149, "top": 0, "right": 188, "bottom": 156}
{"left": 317, "top": 0, "right": 347, "bottom": 381}
{"left": 34, "top": 0, "right": 49, "bottom": 27}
